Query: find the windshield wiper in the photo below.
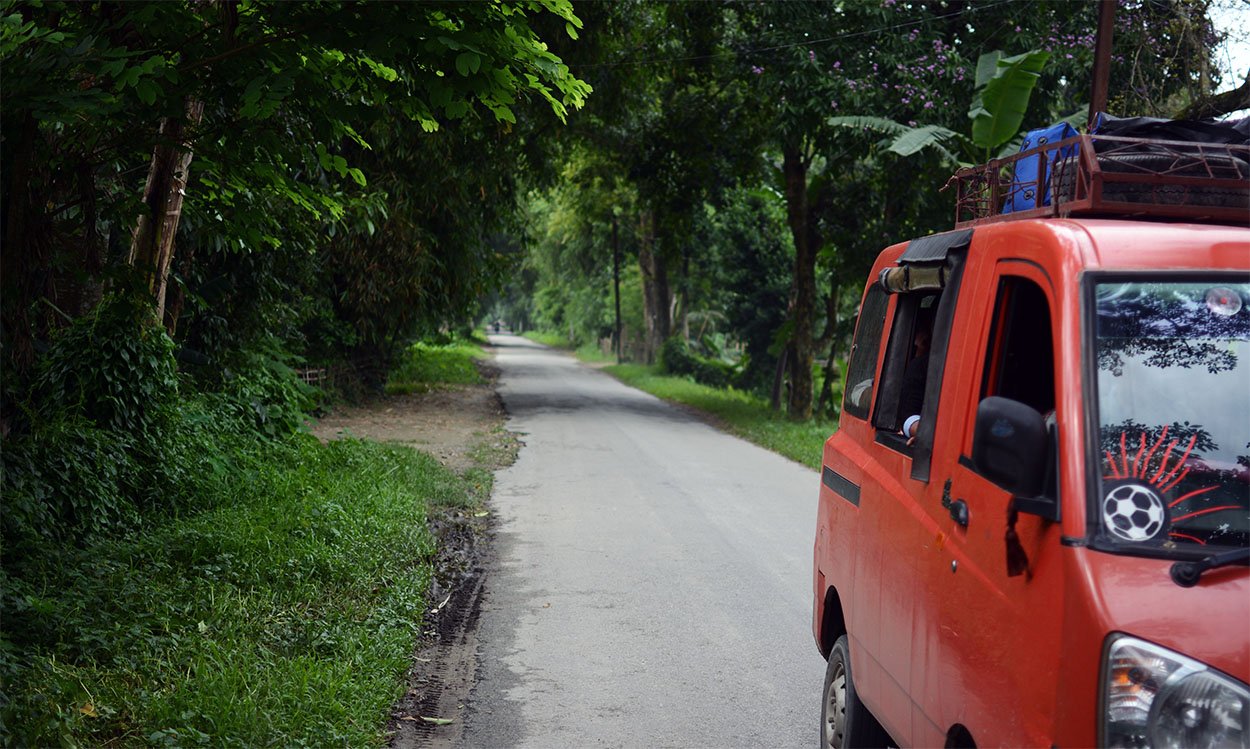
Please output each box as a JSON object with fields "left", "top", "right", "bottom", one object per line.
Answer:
{"left": 1170, "top": 547, "right": 1250, "bottom": 588}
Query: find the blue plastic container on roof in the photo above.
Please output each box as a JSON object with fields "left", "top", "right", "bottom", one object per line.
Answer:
{"left": 1002, "top": 122, "right": 1078, "bottom": 213}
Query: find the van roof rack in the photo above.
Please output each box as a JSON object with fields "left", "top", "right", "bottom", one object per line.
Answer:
{"left": 949, "top": 134, "right": 1250, "bottom": 228}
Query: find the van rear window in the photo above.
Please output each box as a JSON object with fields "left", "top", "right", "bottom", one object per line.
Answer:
{"left": 1092, "top": 279, "right": 1250, "bottom": 553}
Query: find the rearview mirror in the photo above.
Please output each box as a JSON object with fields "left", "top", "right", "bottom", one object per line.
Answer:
{"left": 972, "top": 396, "right": 1048, "bottom": 499}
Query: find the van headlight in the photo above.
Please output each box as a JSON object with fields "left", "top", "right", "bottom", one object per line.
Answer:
{"left": 1102, "top": 635, "right": 1250, "bottom": 749}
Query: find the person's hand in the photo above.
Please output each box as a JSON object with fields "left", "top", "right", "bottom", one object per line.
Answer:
{"left": 905, "top": 420, "right": 919, "bottom": 446}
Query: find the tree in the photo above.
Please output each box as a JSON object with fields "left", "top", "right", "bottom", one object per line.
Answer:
{"left": 1, "top": 0, "right": 591, "bottom": 375}
{"left": 829, "top": 49, "right": 1062, "bottom": 167}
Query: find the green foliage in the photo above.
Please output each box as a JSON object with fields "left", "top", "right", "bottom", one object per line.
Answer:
{"left": 969, "top": 50, "right": 1052, "bottom": 157}
{"left": 1, "top": 415, "right": 139, "bottom": 550}
{"left": 2, "top": 296, "right": 178, "bottom": 550}
{"left": 695, "top": 187, "right": 794, "bottom": 394}
{"left": 33, "top": 295, "right": 178, "bottom": 439}
{"left": 658, "top": 337, "right": 735, "bottom": 390}
{"left": 2, "top": 0, "right": 592, "bottom": 394}
{"left": 0, "top": 437, "right": 457, "bottom": 747}
{"left": 829, "top": 49, "right": 1058, "bottom": 167}
{"left": 517, "top": 180, "right": 620, "bottom": 349}
{"left": 216, "top": 353, "right": 317, "bottom": 439}
{"left": 2, "top": 319, "right": 316, "bottom": 552}
{"left": 387, "top": 337, "right": 486, "bottom": 393}
{"left": 522, "top": 330, "right": 572, "bottom": 348}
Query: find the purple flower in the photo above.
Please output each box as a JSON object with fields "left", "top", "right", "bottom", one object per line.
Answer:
{"left": 751, "top": 65, "right": 764, "bottom": 75}
{"left": 809, "top": 50, "right": 816, "bottom": 62}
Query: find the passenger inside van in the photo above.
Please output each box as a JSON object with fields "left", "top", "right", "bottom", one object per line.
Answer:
{"left": 901, "top": 303, "right": 936, "bottom": 443}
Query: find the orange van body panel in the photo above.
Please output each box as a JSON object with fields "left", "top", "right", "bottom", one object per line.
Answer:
{"left": 813, "top": 219, "right": 1250, "bottom": 747}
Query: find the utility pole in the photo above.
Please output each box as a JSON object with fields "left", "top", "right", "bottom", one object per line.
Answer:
{"left": 612, "top": 215, "right": 622, "bottom": 363}
{"left": 1089, "top": 0, "right": 1116, "bottom": 130}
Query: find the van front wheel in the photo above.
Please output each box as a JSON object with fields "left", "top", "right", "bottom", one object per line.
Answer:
{"left": 821, "top": 635, "right": 889, "bottom": 749}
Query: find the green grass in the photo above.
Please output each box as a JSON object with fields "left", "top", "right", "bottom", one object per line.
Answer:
{"left": 520, "top": 330, "right": 570, "bottom": 349}
{"left": 573, "top": 342, "right": 615, "bottom": 364}
{"left": 386, "top": 339, "right": 486, "bottom": 394}
{"left": 519, "top": 331, "right": 617, "bottom": 364}
{"left": 1, "top": 437, "right": 465, "bottom": 747}
{"left": 602, "top": 363, "right": 837, "bottom": 470}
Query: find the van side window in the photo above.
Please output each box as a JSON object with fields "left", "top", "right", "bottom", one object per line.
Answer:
{"left": 843, "top": 285, "right": 889, "bottom": 419}
{"left": 980, "top": 277, "right": 1055, "bottom": 414}
{"left": 872, "top": 293, "right": 940, "bottom": 433}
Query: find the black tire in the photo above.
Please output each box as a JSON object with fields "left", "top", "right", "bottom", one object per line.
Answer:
{"left": 821, "top": 635, "right": 890, "bottom": 749}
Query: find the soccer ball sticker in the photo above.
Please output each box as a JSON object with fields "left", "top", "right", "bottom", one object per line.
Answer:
{"left": 1103, "top": 483, "right": 1167, "bottom": 542}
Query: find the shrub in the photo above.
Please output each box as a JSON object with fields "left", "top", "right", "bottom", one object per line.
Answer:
{"left": 387, "top": 338, "right": 484, "bottom": 391}
{"left": 33, "top": 294, "right": 178, "bottom": 439}
{"left": 0, "top": 416, "right": 139, "bottom": 553}
{"left": 1, "top": 302, "right": 315, "bottom": 550}
{"left": 659, "top": 336, "right": 735, "bottom": 389}
{"left": 216, "top": 343, "right": 318, "bottom": 438}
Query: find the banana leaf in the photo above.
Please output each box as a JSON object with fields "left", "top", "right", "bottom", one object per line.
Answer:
{"left": 828, "top": 116, "right": 966, "bottom": 164}
{"left": 969, "top": 50, "right": 1050, "bottom": 155}
{"left": 826, "top": 115, "right": 912, "bottom": 137}
{"left": 888, "top": 124, "right": 966, "bottom": 164}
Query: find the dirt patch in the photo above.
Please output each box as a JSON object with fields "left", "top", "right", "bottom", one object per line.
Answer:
{"left": 310, "top": 361, "right": 507, "bottom": 475}
{"left": 309, "top": 356, "right": 515, "bottom": 748}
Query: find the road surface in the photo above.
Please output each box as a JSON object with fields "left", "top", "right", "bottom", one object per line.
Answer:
{"left": 461, "top": 335, "right": 827, "bottom": 747}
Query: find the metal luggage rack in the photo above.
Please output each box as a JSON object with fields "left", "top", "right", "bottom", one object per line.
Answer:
{"left": 949, "top": 134, "right": 1250, "bottom": 228}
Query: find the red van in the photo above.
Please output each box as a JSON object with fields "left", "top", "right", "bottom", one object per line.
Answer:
{"left": 812, "top": 135, "right": 1250, "bottom": 748}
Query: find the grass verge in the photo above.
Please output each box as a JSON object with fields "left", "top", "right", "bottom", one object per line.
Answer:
{"left": 386, "top": 339, "right": 486, "bottom": 394}
{"left": 519, "top": 330, "right": 568, "bottom": 349}
{"left": 1, "top": 436, "right": 465, "bottom": 747}
{"left": 602, "top": 363, "right": 837, "bottom": 471}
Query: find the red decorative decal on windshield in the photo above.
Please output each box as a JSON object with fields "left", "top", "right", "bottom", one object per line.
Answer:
{"left": 1103, "top": 428, "right": 1222, "bottom": 544}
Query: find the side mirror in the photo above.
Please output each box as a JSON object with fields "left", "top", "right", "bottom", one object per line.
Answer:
{"left": 972, "top": 396, "right": 1048, "bottom": 500}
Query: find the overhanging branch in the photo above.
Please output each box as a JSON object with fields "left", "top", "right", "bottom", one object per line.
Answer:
{"left": 1175, "top": 69, "right": 1250, "bottom": 120}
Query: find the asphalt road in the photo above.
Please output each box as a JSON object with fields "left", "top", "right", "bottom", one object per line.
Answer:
{"left": 461, "top": 336, "right": 827, "bottom": 748}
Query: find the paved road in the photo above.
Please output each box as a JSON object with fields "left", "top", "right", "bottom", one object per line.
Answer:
{"left": 461, "top": 336, "right": 827, "bottom": 748}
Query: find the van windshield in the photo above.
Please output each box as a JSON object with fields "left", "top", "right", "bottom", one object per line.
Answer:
{"left": 1092, "top": 279, "right": 1250, "bottom": 554}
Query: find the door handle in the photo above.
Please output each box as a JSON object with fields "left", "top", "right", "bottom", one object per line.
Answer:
{"left": 948, "top": 498, "right": 969, "bottom": 528}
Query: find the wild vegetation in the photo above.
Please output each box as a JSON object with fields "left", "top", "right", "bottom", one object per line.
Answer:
{"left": 0, "top": 0, "right": 1238, "bottom": 744}
{"left": 1, "top": 1, "right": 583, "bottom": 743}
{"left": 494, "top": 0, "right": 1236, "bottom": 420}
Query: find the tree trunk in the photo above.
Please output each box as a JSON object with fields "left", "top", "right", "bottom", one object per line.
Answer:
{"left": 128, "top": 97, "right": 205, "bottom": 327}
{"left": 612, "top": 216, "right": 622, "bottom": 362}
{"left": 770, "top": 344, "right": 789, "bottom": 412}
{"left": 679, "top": 245, "right": 690, "bottom": 341}
{"left": 782, "top": 145, "right": 815, "bottom": 419}
{"left": 1, "top": 111, "right": 43, "bottom": 372}
{"left": 638, "top": 210, "right": 670, "bottom": 364}
{"left": 814, "top": 283, "right": 841, "bottom": 419}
